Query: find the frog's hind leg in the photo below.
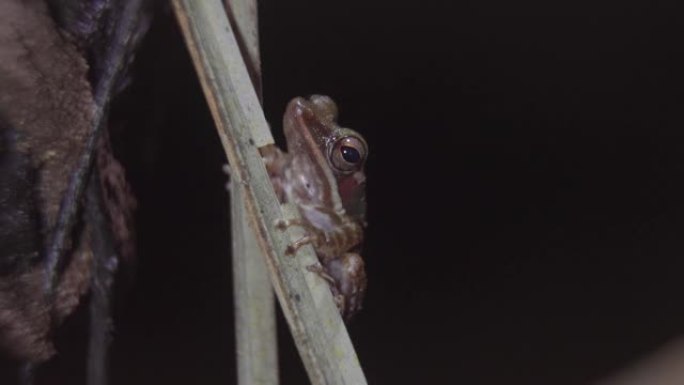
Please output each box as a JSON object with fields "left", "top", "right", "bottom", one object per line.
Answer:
{"left": 304, "top": 254, "right": 368, "bottom": 320}
{"left": 325, "top": 253, "right": 367, "bottom": 320}
{"left": 305, "top": 263, "right": 346, "bottom": 315}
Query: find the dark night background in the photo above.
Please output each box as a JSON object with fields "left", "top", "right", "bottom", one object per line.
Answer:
{"left": 16, "top": 0, "right": 684, "bottom": 384}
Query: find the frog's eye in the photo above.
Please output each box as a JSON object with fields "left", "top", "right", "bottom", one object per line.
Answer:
{"left": 330, "top": 136, "right": 367, "bottom": 172}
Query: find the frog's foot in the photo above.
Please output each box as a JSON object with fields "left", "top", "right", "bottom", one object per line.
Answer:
{"left": 306, "top": 263, "right": 346, "bottom": 315}
{"left": 275, "top": 219, "right": 324, "bottom": 256}
{"left": 332, "top": 293, "right": 346, "bottom": 315}
{"left": 274, "top": 217, "right": 308, "bottom": 230}
{"left": 305, "top": 263, "right": 336, "bottom": 284}
{"left": 285, "top": 235, "right": 316, "bottom": 255}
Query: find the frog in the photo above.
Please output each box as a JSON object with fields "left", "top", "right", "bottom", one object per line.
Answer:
{"left": 261, "top": 95, "right": 368, "bottom": 320}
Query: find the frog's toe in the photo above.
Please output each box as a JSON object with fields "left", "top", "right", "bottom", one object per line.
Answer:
{"left": 333, "top": 293, "right": 346, "bottom": 315}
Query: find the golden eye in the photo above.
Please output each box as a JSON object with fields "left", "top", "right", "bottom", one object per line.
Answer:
{"left": 330, "top": 136, "right": 367, "bottom": 172}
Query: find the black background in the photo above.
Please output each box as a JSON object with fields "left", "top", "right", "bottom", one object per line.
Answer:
{"left": 34, "top": 1, "right": 684, "bottom": 384}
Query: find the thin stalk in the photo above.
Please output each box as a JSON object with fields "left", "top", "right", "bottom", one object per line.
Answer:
{"left": 171, "top": 2, "right": 368, "bottom": 384}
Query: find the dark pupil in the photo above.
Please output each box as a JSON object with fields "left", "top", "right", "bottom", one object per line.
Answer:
{"left": 340, "top": 146, "right": 361, "bottom": 164}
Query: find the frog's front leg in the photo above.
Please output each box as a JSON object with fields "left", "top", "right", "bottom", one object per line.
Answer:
{"left": 276, "top": 217, "right": 363, "bottom": 261}
{"left": 324, "top": 253, "right": 367, "bottom": 320}
{"left": 274, "top": 218, "right": 326, "bottom": 256}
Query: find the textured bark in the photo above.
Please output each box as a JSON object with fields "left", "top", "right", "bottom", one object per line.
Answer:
{"left": 49, "top": 0, "right": 146, "bottom": 271}
{"left": 0, "top": 0, "right": 96, "bottom": 362}
{"left": 0, "top": 0, "right": 94, "bottom": 227}
{"left": 0, "top": 0, "right": 150, "bottom": 365}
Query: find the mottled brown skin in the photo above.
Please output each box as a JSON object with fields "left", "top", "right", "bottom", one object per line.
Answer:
{"left": 263, "top": 95, "right": 368, "bottom": 319}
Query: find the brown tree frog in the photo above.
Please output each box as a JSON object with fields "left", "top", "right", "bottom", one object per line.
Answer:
{"left": 261, "top": 95, "right": 368, "bottom": 319}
